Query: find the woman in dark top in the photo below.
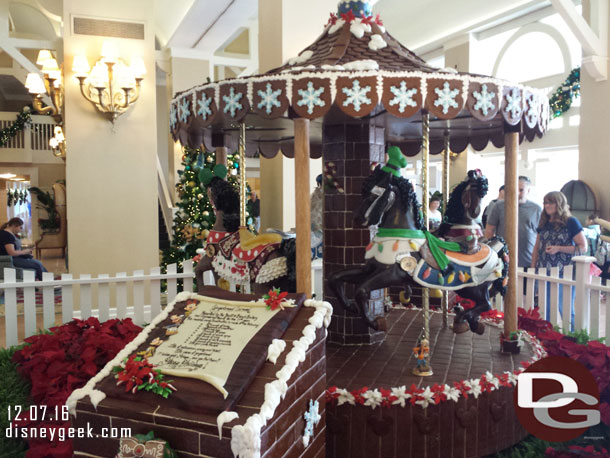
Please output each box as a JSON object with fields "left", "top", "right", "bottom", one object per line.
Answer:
{"left": 531, "top": 191, "right": 587, "bottom": 326}
{"left": 0, "top": 217, "right": 48, "bottom": 280}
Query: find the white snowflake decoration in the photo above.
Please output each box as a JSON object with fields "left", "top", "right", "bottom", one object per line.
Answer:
{"left": 342, "top": 79, "right": 372, "bottom": 112}
{"left": 302, "top": 399, "right": 321, "bottom": 447}
{"left": 389, "top": 81, "right": 418, "bottom": 113}
{"left": 257, "top": 83, "right": 282, "bottom": 114}
{"left": 169, "top": 104, "right": 178, "bottom": 129}
{"left": 297, "top": 81, "right": 326, "bottom": 115}
{"left": 178, "top": 97, "right": 190, "bottom": 123}
{"left": 505, "top": 88, "right": 522, "bottom": 118}
{"left": 222, "top": 87, "right": 243, "bottom": 118}
{"left": 473, "top": 84, "right": 496, "bottom": 116}
{"left": 197, "top": 92, "right": 213, "bottom": 120}
{"left": 525, "top": 94, "right": 538, "bottom": 125}
{"left": 434, "top": 81, "right": 460, "bottom": 114}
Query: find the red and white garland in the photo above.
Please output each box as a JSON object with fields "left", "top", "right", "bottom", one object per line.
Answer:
{"left": 326, "top": 325, "right": 546, "bottom": 410}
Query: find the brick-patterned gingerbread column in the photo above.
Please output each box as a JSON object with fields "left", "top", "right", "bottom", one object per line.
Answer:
{"left": 323, "top": 123, "right": 386, "bottom": 345}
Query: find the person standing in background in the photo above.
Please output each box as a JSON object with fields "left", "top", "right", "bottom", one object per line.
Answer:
{"left": 531, "top": 191, "right": 587, "bottom": 325}
{"left": 484, "top": 176, "right": 541, "bottom": 268}
{"left": 428, "top": 196, "right": 442, "bottom": 231}
{"left": 482, "top": 185, "right": 504, "bottom": 228}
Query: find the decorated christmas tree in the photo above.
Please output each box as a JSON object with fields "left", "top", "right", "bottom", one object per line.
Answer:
{"left": 161, "top": 147, "right": 249, "bottom": 267}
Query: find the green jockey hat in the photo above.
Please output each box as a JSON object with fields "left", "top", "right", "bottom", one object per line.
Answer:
{"left": 381, "top": 146, "right": 408, "bottom": 177}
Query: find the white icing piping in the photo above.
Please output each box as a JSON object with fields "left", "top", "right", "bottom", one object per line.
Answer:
{"left": 230, "top": 299, "right": 332, "bottom": 458}
{"left": 66, "top": 291, "right": 197, "bottom": 416}
{"left": 217, "top": 411, "right": 239, "bottom": 440}
{"left": 266, "top": 339, "right": 286, "bottom": 364}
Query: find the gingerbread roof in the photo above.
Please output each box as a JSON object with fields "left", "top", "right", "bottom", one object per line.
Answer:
{"left": 170, "top": 1, "right": 550, "bottom": 157}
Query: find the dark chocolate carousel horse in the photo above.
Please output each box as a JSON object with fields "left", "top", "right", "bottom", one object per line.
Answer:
{"left": 195, "top": 176, "right": 296, "bottom": 295}
{"left": 329, "top": 165, "right": 508, "bottom": 335}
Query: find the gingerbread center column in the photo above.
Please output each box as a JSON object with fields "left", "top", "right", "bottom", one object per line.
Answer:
{"left": 323, "top": 122, "right": 386, "bottom": 345}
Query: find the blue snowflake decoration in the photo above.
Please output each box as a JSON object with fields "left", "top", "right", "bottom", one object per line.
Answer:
{"left": 197, "top": 92, "right": 213, "bottom": 120}
{"left": 178, "top": 97, "right": 190, "bottom": 123}
{"left": 342, "top": 79, "right": 372, "bottom": 112}
{"left": 257, "top": 83, "right": 282, "bottom": 114}
{"left": 297, "top": 81, "right": 326, "bottom": 115}
{"left": 505, "top": 88, "right": 522, "bottom": 118}
{"left": 389, "top": 81, "right": 417, "bottom": 113}
{"left": 434, "top": 81, "right": 460, "bottom": 114}
{"left": 302, "top": 399, "right": 321, "bottom": 447}
{"left": 222, "top": 87, "right": 244, "bottom": 118}
{"left": 170, "top": 104, "right": 178, "bottom": 130}
{"left": 473, "top": 84, "right": 496, "bottom": 116}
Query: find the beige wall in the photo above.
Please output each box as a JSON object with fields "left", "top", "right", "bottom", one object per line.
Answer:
{"left": 63, "top": 0, "right": 158, "bottom": 275}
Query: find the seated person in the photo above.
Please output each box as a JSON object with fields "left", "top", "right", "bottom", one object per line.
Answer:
{"left": 0, "top": 217, "right": 48, "bottom": 280}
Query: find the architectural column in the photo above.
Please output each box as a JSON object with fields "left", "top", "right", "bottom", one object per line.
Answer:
{"left": 323, "top": 123, "right": 386, "bottom": 345}
{"left": 63, "top": 0, "right": 157, "bottom": 275}
{"left": 579, "top": 1, "right": 610, "bottom": 219}
{"left": 258, "top": 0, "right": 330, "bottom": 232}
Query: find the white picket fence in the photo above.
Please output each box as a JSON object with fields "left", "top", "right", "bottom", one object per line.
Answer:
{"left": 0, "top": 261, "right": 210, "bottom": 347}
{"left": 491, "top": 256, "right": 610, "bottom": 339}
{"left": 0, "top": 259, "right": 324, "bottom": 348}
{"left": 1, "top": 256, "right": 606, "bottom": 347}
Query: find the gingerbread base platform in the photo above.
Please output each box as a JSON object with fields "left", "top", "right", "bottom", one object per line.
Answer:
{"left": 325, "top": 308, "right": 544, "bottom": 458}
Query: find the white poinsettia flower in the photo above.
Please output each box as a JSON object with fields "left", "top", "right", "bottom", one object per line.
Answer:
{"left": 391, "top": 386, "right": 410, "bottom": 407}
{"left": 505, "top": 371, "right": 519, "bottom": 385}
{"left": 465, "top": 379, "right": 483, "bottom": 399}
{"left": 337, "top": 389, "right": 356, "bottom": 406}
{"left": 415, "top": 386, "right": 435, "bottom": 408}
{"left": 362, "top": 389, "right": 383, "bottom": 410}
{"left": 484, "top": 371, "right": 500, "bottom": 389}
{"left": 443, "top": 384, "right": 461, "bottom": 402}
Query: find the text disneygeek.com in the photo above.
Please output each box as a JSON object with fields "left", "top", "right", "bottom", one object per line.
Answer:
{"left": 7, "top": 405, "right": 131, "bottom": 441}
{"left": 5, "top": 424, "right": 132, "bottom": 441}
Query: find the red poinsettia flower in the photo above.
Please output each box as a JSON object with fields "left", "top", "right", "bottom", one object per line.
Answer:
{"left": 263, "top": 288, "right": 289, "bottom": 311}
{"left": 340, "top": 10, "right": 356, "bottom": 23}
{"left": 327, "top": 12, "right": 338, "bottom": 25}
{"left": 375, "top": 14, "right": 383, "bottom": 26}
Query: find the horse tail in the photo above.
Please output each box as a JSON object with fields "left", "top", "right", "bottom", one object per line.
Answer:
{"left": 280, "top": 237, "right": 297, "bottom": 292}
{"left": 488, "top": 236, "right": 509, "bottom": 297}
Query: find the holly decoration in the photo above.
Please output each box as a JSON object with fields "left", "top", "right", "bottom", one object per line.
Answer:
{"left": 113, "top": 355, "right": 177, "bottom": 398}
{"left": 0, "top": 108, "right": 32, "bottom": 147}
{"left": 549, "top": 67, "right": 580, "bottom": 120}
{"left": 263, "top": 287, "right": 289, "bottom": 311}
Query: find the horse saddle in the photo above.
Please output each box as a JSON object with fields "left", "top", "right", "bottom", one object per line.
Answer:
{"left": 414, "top": 243, "right": 502, "bottom": 290}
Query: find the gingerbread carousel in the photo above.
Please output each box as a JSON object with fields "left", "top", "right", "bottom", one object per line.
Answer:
{"left": 166, "top": 1, "right": 551, "bottom": 456}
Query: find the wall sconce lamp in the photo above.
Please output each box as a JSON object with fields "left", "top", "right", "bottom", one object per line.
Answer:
{"left": 24, "top": 50, "right": 66, "bottom": 158}
{"left": 72, "top": 42, "right": 146, "bottom": 123}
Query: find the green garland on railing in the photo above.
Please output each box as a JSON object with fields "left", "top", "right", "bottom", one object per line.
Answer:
{"left": 0, "top": 108, "right": 32, "bottom": 147}
{"left": 549, "top": 67, "right": 580, "bottom": 119}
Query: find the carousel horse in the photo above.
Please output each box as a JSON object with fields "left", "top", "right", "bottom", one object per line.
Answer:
{"left": 194, "top": 168, "right": 296, "bottom": 295}
{"left": 328, "top": 147, "right": 508, "bottom": 334}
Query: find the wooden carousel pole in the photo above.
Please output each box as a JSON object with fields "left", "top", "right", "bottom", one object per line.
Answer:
{"left": 421, "top": 112, "right": 431, "bottom": 346}
{"left": 441, "top": 131, "right": 450, "bottom": 327}
{"left": 239, "top": 122, "right": 247, "bottom": 228}
{"left": 503, "top": 124, "right": 519, "bottom": 352}
{"left": 294, "top": 118, "right": 312, "bottom": 296}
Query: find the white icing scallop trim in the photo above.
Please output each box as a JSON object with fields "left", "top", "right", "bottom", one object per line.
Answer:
{"left": 171, "top": 70, "right": 549, "bottom": 123}
{"left": 217, "top": 411, "right": 239, "bottom": 440}
{"left": 66, "top": 291, "right": 197, "bottom": 416}
{"left": 343, "top": 60, "right": 379, "bottom": 71}
{"left": 266, "top": 339, "right": 286, "bottom": 364}
{"left": 230, "top": 299, "right": 333, "bottom": 458}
